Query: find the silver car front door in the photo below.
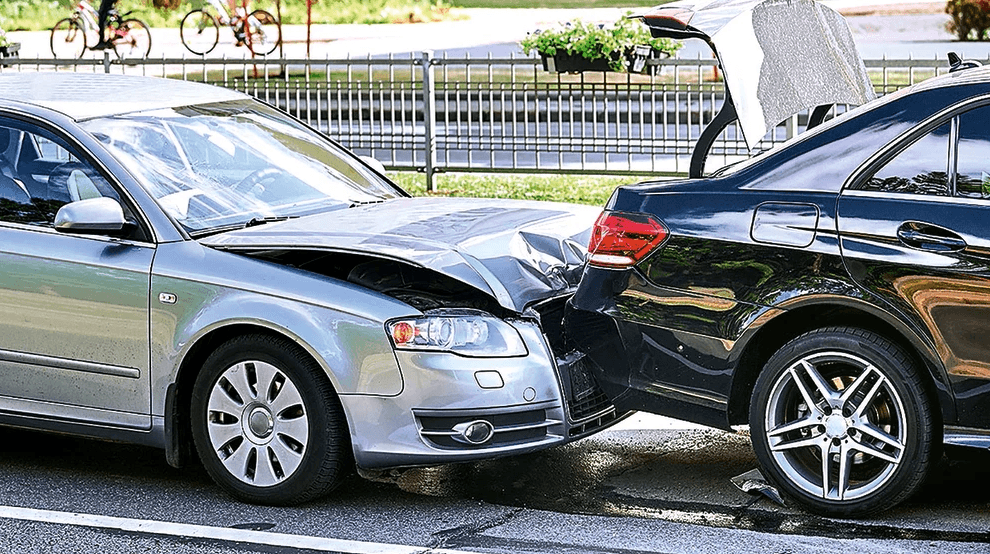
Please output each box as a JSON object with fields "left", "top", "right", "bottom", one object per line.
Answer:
{"left": 0, "top": 120, "right": 153, "bottom": 428}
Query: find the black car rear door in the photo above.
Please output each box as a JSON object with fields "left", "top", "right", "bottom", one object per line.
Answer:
{"left": 837, "top": 101, "right": 990, "bottom": 428}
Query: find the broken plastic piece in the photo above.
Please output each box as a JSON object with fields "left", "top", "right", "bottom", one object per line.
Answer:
{"left": 731, "top": 468, "right": 785, "bottom": 506}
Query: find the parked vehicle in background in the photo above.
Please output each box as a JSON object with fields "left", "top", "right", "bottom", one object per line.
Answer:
{"left": 567, "top": 0, "right": 990, "bottom": 517}
{"left": 0, "top": 72, "right": 621, "bottom": 505}
{"left": 50, "top": 0, "right": 151, "bottom": 59}
{"left": 180, "top": 0, "right": 280, "bottom": 56}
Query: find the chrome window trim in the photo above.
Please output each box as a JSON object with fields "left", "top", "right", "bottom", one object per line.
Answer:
{"left": 949, "top": 115, "right": 960, "bottom": 196}
{"left": 0, "top": 219, "right": 156, "bottom": 248}
{"left": 841, "top": 188, "right": 990, "bottom": 206}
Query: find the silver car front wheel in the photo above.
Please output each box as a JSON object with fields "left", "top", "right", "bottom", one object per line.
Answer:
{"left": 750, "top": 327, "right": 933, "bottom": 517}
{"left": 191, "top": 334, "right": 349, "bottom": 505}
{"left": 206, "top": 359, "right": 309, "bottom": 486}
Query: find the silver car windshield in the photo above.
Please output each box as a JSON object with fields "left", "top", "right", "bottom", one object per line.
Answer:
{"left": 81, "top": 99, "right": 400, "bottom": 235}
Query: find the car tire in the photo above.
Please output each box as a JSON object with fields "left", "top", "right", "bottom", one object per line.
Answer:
{"left": 191, "top": 334, "right": 349, "bottom": 505}
{"left": 749, "top": 327, "right": 933, "bottom": 517}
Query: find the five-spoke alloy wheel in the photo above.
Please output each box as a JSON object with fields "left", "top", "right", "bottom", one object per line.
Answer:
{"left": 191, "top": 334, "right": 348, "bottom": 505}
{"left": 750, "top": 327, "right": 934, "bottom": 517}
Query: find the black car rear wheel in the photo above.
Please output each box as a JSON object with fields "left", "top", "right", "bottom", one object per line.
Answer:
{"left": 749, "top": 327, "right": 933, "bottom": 517}
{"left": 191, "top": 334, "right": 349, "bottom": 505}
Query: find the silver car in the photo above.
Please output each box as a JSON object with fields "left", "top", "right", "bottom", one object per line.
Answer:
{"left": 0, "top": 73, "right": 621, "bottom": 505}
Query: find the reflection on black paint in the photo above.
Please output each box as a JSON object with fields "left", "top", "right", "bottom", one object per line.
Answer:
{"left": 864, "top": 171, "right": 950, "bottom": 196}
{"left": 860, "top": 120, "right": 951, "bottom": 195}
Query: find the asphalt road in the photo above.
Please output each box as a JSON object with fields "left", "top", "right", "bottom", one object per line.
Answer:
{"left": 0, "top": 415, "right": 988, "bottom": 553}
{"left": 3, "top": 5, "right": 990, "bottom": 552}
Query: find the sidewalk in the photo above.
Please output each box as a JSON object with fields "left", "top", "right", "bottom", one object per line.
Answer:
{"left": 7, "top": 1, "right": 988, "bottom": 61}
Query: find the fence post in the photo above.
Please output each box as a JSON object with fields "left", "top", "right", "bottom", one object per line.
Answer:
{"left": 421, "top": 50, "right": 437, "bottom": 192}
{"left": 785, "top": 113, "right": 798, "bottom": 140}
{"left": 103, "top": 50, "right": 112, "bottom": 74}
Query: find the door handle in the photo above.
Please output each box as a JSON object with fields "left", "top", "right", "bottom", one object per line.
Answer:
{"left": 896, "top": 222, "right": 967, "bottom": 252}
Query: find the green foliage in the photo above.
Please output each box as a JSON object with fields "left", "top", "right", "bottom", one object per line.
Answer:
{"left": 0, "top": 12, "right": 10, "bottom": 46}
{"left": 519, "top": 15, "right": 680, "bottom": 72}
{"left": 275, "top": 0, "right": 461, "bottom": 25}
{"left": 946, "top": 0, "right": 990, "bottom": 40}
{"left": 0, "top": 0, "right": 63, "bottom": 31}
{"left": 392, "top": 173, "right": 631, "bottom": 206}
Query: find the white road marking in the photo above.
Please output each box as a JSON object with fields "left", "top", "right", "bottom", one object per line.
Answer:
{"left": 0, "top": 505, "right": 476, "bottom": 554}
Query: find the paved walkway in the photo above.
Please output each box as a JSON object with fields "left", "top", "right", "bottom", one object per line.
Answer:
{"left": 7, "top": 0, "right": 989, "bottom": 62}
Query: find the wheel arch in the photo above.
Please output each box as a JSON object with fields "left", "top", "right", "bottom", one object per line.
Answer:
{"left": 164, "top": 322, "right": 348, "bottom": 469}
{"left": 726, "top": 297, "right": 953, "bottom": 433}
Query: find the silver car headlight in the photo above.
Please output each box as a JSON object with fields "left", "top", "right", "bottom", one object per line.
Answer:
{"left": 386, "top": 309, "right": 527, "bottom": 357}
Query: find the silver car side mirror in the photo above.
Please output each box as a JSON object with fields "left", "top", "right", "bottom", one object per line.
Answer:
{"left": 54, "top": 197, "right": 127, "bottom": 234}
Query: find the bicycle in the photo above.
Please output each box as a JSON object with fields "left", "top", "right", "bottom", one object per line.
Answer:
{"left": 180, "top": 0, "right": 280, "bottom": 56}
{"left": 50, "top": 1, "right": 152, "bottom": 59}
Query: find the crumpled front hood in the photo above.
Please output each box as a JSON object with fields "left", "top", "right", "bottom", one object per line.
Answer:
{"left": 201, "top": 197, "right": 601, "bottom": 313}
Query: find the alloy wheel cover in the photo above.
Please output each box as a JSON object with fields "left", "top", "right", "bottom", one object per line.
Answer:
{"left": 764, "top": 350, "right": 908, "bottom": 502}
{"left": 206, "top": 360, "right": 310, "bottom": 487}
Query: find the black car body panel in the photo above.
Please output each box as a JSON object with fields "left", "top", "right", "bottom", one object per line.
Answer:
{"left": 565, "top": 0, "right": 990, "bottom": 517}
{"left": 569, "top": 74, "right": 990, "bottom": 428}
{"left": 567, "top": 68, "right": 990, "bottom": 515}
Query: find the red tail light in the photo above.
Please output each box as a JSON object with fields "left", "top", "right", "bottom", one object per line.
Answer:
{"left": 588, "top": 211, "right": 668, "bottom": 268}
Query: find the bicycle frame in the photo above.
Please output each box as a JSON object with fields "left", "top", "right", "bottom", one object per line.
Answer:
{"left": 73, "top": 0, "right": 100, "bottom": 38}
{"left": 204, "top": 0, "right": 238, "bottom": 25}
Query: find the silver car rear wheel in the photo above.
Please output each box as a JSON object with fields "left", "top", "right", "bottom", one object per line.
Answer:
{"left": 191, "top": 334, "right": 349, "bottom": 505}
{"left": 750, "top": 327, "right": 933, "bottom": 517}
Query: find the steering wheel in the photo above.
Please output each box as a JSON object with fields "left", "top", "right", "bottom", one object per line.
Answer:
{"left": 232, "top": 167, "right": 283, "bottom": 195}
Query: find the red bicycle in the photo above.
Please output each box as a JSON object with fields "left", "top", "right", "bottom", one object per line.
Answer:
{"left": 180, "top": 0, "right": 280, "bottom": 56}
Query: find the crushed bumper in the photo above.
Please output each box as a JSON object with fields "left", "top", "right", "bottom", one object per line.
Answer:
{"left": 343, "top": 316, "right": 624, "bottom": 470}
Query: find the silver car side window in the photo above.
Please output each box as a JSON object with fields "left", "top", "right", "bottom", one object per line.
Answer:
{"left": 0, "top": 117, "right": 137, "bottom": 236}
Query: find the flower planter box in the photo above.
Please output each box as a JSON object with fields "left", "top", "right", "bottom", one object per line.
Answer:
{"left": 542, "top": 52, "right": 611, "bottom": 73}
{"left": 0, "top": 43, "right": 20, "bottom": 68}
{"left": 541, "top": 45, "right": 652, "bottom": 74}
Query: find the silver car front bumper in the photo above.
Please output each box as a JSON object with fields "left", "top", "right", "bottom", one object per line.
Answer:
{"left": 342, "top": 319, "right": 620, "bottom": 470}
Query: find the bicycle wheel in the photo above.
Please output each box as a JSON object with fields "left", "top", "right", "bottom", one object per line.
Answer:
{"left": 50, "top": 18, "right": 86, "bottom": 59}
{"left": 112, "top": 18, "right": 152, "bottom": 60}
{"left": 180, "top": 9, "right": 220, "bottom": 55}
{"left": 246, "top": 9, "right": 280, "bottom": 56}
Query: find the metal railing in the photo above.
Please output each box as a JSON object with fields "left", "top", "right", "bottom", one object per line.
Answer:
{"left": 0, "top": 52, "right": 970, "bottom": 189}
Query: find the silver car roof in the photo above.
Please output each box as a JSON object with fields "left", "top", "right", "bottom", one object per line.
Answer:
{"left": 639, "top": 0, "right": 876, "bottom": 149}
{"left": 0, "top": 73, "right": 248, "bottom": 121}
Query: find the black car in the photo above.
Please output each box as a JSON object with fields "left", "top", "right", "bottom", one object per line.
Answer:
{"left": 567, "top": 1, "right": 990, "bottom": 517}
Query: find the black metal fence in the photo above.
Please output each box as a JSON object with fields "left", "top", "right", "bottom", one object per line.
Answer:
{"left": 0, "top": 52, "right": 969, "bottom": 189}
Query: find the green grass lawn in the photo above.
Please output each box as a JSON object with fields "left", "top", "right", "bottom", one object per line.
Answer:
{"left": 389, "top": 172, "right": 647, "bottom": 206}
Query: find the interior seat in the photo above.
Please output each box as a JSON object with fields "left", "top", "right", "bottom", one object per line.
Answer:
{"left": 0, "top": 128, "right": 16, "bottom": 181}
{"left": 0, "top": 173, "right": 32, "bottom": 205}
